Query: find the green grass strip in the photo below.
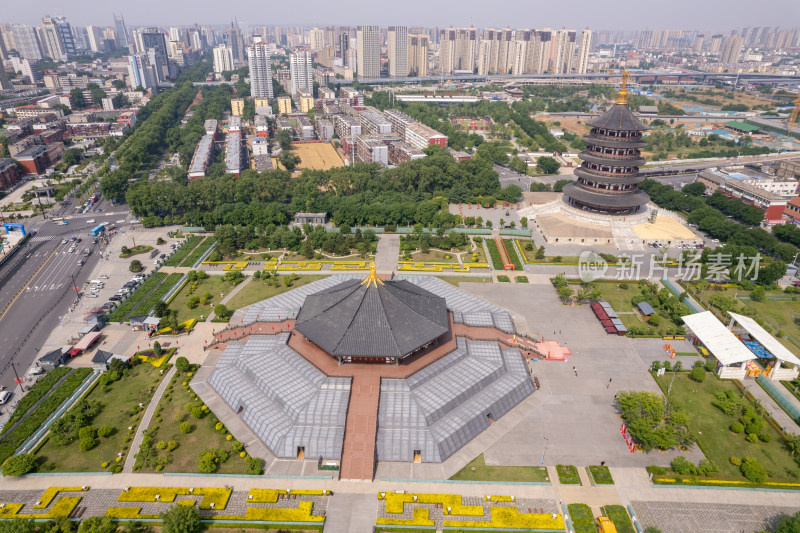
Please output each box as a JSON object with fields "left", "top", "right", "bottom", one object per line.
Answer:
{"left": 129, "top": 273, "right": 183, "bottom": 316}
{"left": 0, "top": 368, "right": 92, "bottom": 464}
{"left": 180, "top": 237, "right": 216, "bottom": 267}
{"left": 485, "top": 239, "right": 504, "bottom": 270}
{"left": 164, "top": 236, "right": 204, "bottom": 266}
{"left": 0, "top": 367, "right": 71, "bottom": 435}
{"left": 107, "top": 272, "right": 167, "bottom": 322}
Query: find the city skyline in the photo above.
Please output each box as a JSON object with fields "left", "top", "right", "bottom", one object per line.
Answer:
{"left": 3, "top": 0, "right": 799, "bottom": 31}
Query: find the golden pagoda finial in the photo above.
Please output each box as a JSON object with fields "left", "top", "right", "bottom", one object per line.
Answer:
{"left": 615, "top": 70, "right": 630, "bottom": 105}
{"left": 361, "top": 261, "right": 384, "bottom": 288}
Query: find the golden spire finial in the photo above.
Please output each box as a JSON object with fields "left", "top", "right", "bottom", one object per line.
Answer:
{"left": 615, "top": 70, "right": 630, "bottom": 105}
{"left": 361, "top": 261, "right": 384, "bottom": 288}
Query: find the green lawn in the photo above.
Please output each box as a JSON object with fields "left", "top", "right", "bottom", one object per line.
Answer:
{"left": 654, "top": 373, "right": 798, "bottom": 479}
{"left": 406, "top": 250, "right": 460, "bottom": 263}
{"left": 36, "top": 363, "right": 165, "bottom": 472}
{"left": 120, "top": 245, "right": 153, "bottom": 258}
{"left": 468, "top": 240, "right": 486, "bottom": 263}
{"left": 136, "top": 368, "right": 248, "bottom": 474}
{"left": 225, "top": 275, "right": 328, "bottom": 311}
{"left": 169, "top": 275, "right": 246, "bottom": 323}
{"left": 588, "top": 465, "right": 614, "bottom": 484}
{"left": 592, "top": 281, "right": 643, "bottom": 312}
{"left": 601, "top": 505, "right": 635, "bottom": 533}
{"left": 436, "top": 276, "right": 493, "bottom": 286}
{"left": 568, "top": 503, "right": 595, "bottom": 533}
{"left": 449, "top": 454, "right": 549, "bottom": 482}
{"left": 556, "top": 464, "right": 581, "bottom": 484}
{"left": 164, "top": 236, "right": 203, "bottom": 266}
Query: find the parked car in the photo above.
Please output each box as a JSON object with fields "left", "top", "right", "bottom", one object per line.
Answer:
{"left": 0, "top": 391, "right": 12, "bottom": 405}
{"left": 85, "top": 293, "right": 97, "bottom": 298}
{"left": 98, "top": 274, "right": 109, "bottom": 279}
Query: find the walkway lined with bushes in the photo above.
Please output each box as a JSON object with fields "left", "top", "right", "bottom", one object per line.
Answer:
{"left": 123, "top": 366, "right": 176, "bottom": 473}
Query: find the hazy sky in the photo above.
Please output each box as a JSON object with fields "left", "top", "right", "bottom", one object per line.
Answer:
{"left": 3, "top": 0, "right": 799, "bottom": 31}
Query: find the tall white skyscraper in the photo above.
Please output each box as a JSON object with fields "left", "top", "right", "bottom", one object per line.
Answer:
{"left": 289, "top": 49, "right": 313, "bottom": 97}
{"left": 575, "top": 28, "right": 591, "bottom": 74}
{"left": 11, "top": 25, "right": 44, "bottom": 61}
{"left": 113, "top": 14, "right": 129, "bottom": 49}
{"left": 308, "top": 27, "right": 325, "bottom": 51}
{"left": 86, "top": 26, "right": 105, "bottom": 53}
{"left": 551, "top": 29, "right": 576, "bottom": 74}
{"left": 356, "top": 25, "right": 380, "bottom": 78}
{"left": 387, "top": 26, "right": 408, "bottom": 77}
{"left": 248, "top": 42, "right": 274, "bottom": 100}
{"left": 213, "top": 44, "right": 234, "bottom": 73}
{"left": 408, "top": 33, "right": 429, "bottom": 77}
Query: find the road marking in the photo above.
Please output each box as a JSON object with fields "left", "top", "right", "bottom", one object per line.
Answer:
{"left": 0, "top": 248, "right": 56, "bottom": 323}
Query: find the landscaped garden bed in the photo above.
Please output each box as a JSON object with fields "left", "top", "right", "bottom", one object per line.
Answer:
{"left": 601, "top": 505, "right": 635, "bottom": 533}
{"left": 133, "top": 361, "right": 257, "bottom": 474}
{"left": 449, "top": 454, "right": 549, "bottom": 482}
{"left": 179, "top": 237, "right": 216, "bottom": 267}
{"left": 1, "top": 366, "right": 71, "bottom": 434}
{"left": 588, "top": 465, "right": 614, "bottom": 485}
{"left": 556, "top": 464, "right": 581, "bottom": 485}
{"left": 119, "top": 245, "right": 153, "bottom": 258}
{"left": 128, "top": 272, "right": 183, "bottom": 317}
{"left": 568, "top": 503, "right": 595, "bottom": 533}
{"left": 107, "top": 272, "right": 167, "bottom": 321}
{"left": 36, "top": 360, "right": 165, "bottom": 472}
{"left": 163, "top": 235, "right": 203, "bottom": 266}
{"left": 0, "top": 368, "right": 93, "bottom": 466}
{"left": 649, "top": 372, "right": 799, "bottom": 484}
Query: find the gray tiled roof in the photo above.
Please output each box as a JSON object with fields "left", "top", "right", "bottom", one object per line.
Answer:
{"left": 376, "top": 339, "right": 534, "bottom": 463}
{"left": 294, "top": 279, "right": 449, "bottom": 358}
{"left": 243, "top": 274, "right": 516, "bottom": 334}
{"left": 208, "top": 334, "right": 351, "bottom": 460}
{"left": 587, "top": 103, "right": 648, "bottom": 131}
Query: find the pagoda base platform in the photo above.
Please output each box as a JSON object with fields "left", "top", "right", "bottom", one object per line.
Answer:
{"left": 518, "top": 194, "right": 701, "bottom": 251}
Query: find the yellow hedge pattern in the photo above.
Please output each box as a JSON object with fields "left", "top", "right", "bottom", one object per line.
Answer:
{"left": 443, "top": 507, "right": 565, "bottom": 529}
{"left": 117, "top": 487, "right": 231, "bottom": 510}
{"left": 34, "top": 487, "right": 87, "bottom": 509}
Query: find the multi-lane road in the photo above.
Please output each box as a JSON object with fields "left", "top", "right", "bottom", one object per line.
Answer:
{"left": 0, "top": 195, "right": 131, "bottom": 394}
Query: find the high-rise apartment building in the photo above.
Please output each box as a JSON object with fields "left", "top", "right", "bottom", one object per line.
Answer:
{"left": 709, "top": 34, "right": 723, "bottom": 54}
{"left": 41, "top": 15, "right": 76, "bottom": 61}
{"left": 477, "top": 28, "right": 513, "bottom": 75}
{"left": 356, "top": 25, "right": 380, "bottom": 78}
{"left": 552, "top": 29, "right": 576, "bottom": 74}
{"left": 225, "top": 24, "right": 244, "bottom": 61}
{"left": 575, "top": 29, "right": 591, "bottom": 74}
{"left": 127, "top": 53, "right": 157, "bottom": 90}
{"left": 140, "top": 28, "right": 169, "bottom": 83}
{"left": 720, "top": 34, "right": 743, "bottom": 65}
{"left": 408, "top": 33, "right": 429, "bottom": 77}
{"left": 439, "top": 27, "right": 477, "bottom": 74}
{"left": 113, "top": 14, "right": 129, "bottom": 49}
{"left": 86, "top": 26, "right": 105, "bottom": 53}
{"left": 9, "top": 25, "right": 43, "bottom": 61}
{"left": 248, "top": 42, "right": 274, "bottom": 100}
{"left": 308, "top": 27, "right": 325, "bottom": 51}
{"left": 387, "top": 26, "right": 408, "bottom": 77}
{"left": 289, "top": 49, "right": 313, "bottom": 97}
{"left": 213, "top": 44, "right": 234, "bottom": 73}
{"left": 693, "top": 34, "right": 705, "bottom": 52}
{"left": 324, "top": 26, "right": 337, "bottom": 52}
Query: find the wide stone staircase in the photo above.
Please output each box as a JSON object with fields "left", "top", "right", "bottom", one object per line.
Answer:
{"left": 611, "top": 219, "right": 645, "bottom": 251}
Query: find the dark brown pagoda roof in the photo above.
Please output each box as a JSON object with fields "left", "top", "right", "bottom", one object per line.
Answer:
{"left": 578, "top": 152, "right": 646, "bottom": 167}
{"left": 294, "top": 273, "right": 450, "bottom": 359}
{"left": 587, "top": 103, "right": 648, "bottom": 132}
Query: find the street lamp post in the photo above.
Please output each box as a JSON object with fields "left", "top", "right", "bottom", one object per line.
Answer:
{"left": 540, "top": 436, "right": 549, "bottom": 465}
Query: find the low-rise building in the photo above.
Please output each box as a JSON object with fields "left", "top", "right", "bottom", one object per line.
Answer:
{"left": 254, "top": 115, "right": 270, "bottom": 138}
{"left": 387, "top": 140, "right": 425, "bottom": 165}
{"left": 13, "top": 105, "right": 64, "bottom": 119}
{"left": 225, "top": 132, "right": 243, "bottom": 176}
{"left": 383, "top": 109, "right": 414, "bottom": 138}
{"left": 698, "top": 169, "right": 788, "bottom": 223}
{"left": 277, "top": 96, "right": 292, "bottom": 115}
{"left": 294, "top": 212, "right": 328, "bottom": 225}
{"left": 339, "top": 87, "right": 364, "bottom": 106}
{"left": 229, "top": 116, "right": 242, "bottom": 134}
{"left": 117, "top": 111, "right": 137, "bottom": 128}
{"left": 252, "top": 154, "right": 272, "bottom": 172}
{"left": 776, "top": 158, "right": 800, "bottom": 181}
{"left": 254, "top": 98, "right": 273, "bottom": 116}
{"left": 298, "top": 92, "right": 315, "bottom": 113}
{"left": 316, "top": 119, "right": 334, "bottom": 141}
{"left": 276, "top": 116, "right": 292, "bottom": 131}
{"left": 294, "top": 116, "right": 314, "bottom": 140}
{"left": 251, "top": 136, "right": 270, "bottom": 156}
{"left": 405, "top": 122, "right": 448, "bottom": 150}
{"left": 231, "top": 98, "right": 245, "bottom": 116}
{"left": 352, "top": 106, "right": 392, "bottom": 135}
{"left": 318, "top": 87, "right": 336, "bottom": 100}
{"left": 0, "top": 159, "right": 22, "bottom": 190}
{"left": 188, "top": 134, "right": 215, "bottom": 179}
{"left": 40, "top": 129, "right": 64, "bottom": 145}
{"left": 355, "top": 135, "right": 388, "bottom": 166}
{"left": 14, "top": 145, "right": 50, "bottom": 175}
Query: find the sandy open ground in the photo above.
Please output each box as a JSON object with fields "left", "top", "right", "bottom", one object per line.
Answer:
{"left": 632, "top": 215, "right": 698, "bottom": 240}
{"left": 293, "top": 142, "right": 345, "bottom": 170}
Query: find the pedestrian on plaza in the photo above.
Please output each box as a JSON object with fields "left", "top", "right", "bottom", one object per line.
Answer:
{"left": 607, "top": 378, "right": 612, "bottom": 389}
{"left": 574, "top": 369, "right": 578, "bottom": 377}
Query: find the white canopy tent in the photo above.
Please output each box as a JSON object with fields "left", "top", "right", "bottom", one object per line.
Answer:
{"left": 729, "top": 312, "right": 800, "bottom": 381}
{"left": 682, "top": 311, "right": 755, "bottom": 379}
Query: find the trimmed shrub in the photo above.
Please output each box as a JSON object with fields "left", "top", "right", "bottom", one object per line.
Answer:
{"left": 98, "top": 425, "right": 114, "bottom": 438}
{"left": 729, "top": 455, "right": 742, "bottom": 466}
{"left": 740, "top": 457, "right": 767, "bottom": 483}
{"left": 180, "top": 422, "right": 192, "bottom": 434}
{"left": 689, "top": 367, "right": 706, "bottom": 382}
{"left": 730, "top": 422, "right": 744, "bottom": 434}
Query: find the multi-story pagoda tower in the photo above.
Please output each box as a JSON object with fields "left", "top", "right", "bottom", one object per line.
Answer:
{"left": 562, "top": 72, "right": 650, "bottom": 214}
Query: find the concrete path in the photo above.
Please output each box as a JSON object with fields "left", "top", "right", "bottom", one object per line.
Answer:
{"left": 123, "top": 365, "right": 176, "bottom": 473}
{"left": 373, "top": 234, "right": 399, "bottom": 274}
{"left": 208, "top": 277, "right": 253, "bottom": 321}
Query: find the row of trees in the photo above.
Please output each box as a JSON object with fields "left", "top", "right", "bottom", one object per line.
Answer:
{"left": 100, "top": 82, "right": 199, "bottom": 201}
{"left": 126, "top": 147, "right": 520, "bottom": 229}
